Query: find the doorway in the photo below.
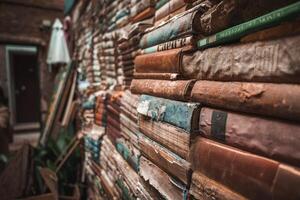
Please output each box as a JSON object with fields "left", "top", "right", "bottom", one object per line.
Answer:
{"left": 6, "top": 45, "right": 41, "bottom": 132}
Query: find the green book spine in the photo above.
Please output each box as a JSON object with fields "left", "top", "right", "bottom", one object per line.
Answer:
{"left": 197, "top": 1, "right": 300, "bottom": 49}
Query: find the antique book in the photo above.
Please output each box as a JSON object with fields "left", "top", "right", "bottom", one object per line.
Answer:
{"left": 130, "top": 79, "right": 195, "bottom": 101}
{"left": 140, "top": 156, "right": 186, "bottom": 200}
{"left": 155, "top": 0, "right": 170, "bottom": 10}
{"left": 199, "top": 107, "right": 300, "bottom": 166}
{"left": 133, "top": 72, "right": 182, "bottom": 80}
{"left": 137, "top": 94, "right": 200, "bottom": 132}
{"left": 198, "top": 1, "right": 300, "bottom": 49}
{"left": 155, "top": 4, "right": 187, "bottom": 25}
{"left": 183, "top": 35, "right": 300, "bottom": 83}
{"left": 190, "top": 171, "right": 247, "bottom": 200}
{"left": 140, "top": 36, "right": 193, "bottom": 54}
{"left": 139, "top": 134, "right": 191, "bottom": 184}
{"left": 139, "top": 115, "right": 190, "bottom": 159}
{"left": 131, "top": 0, "right": 156, "bottom": 18}
{"left": 132, "top": 7, "right": 156, "bottom": 23}
{"left": 191, "top": 81, "right": 300, "bottom": 121}
{"left": 191, "top": 137, "right": 279, "bottom": 199}
{"left": 140, "top": 4, "right": 205, "bottom": 48}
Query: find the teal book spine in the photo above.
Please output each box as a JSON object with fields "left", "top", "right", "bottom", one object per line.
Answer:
{"left": 197, "top": 1, "right": 300, "bottom": 49}
{"left": 156, "top": 0, "right": 169, "bottom": 10}
{"left": 137, "top": 95, "right": 200, "bottom": 132}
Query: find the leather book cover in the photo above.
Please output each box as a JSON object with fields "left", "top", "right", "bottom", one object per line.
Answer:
{"left": 132, "top": 7, "right": 156, "bottom": 23}
{"left": 191, "top": 137, "right": 279, "bottom": 200}
{"left": 139, "top": 134, "right": 191, "bottom": 184}
{"left": 183, "top": 35, "right": 300, "bottom": 83}
{"left": 139, "top": 115, "right": 190, "bottom": 160}
{"left": 199, "top": 107, "right": 300, "bottom": 167}
{"left": 191, "top": 81, "right": 300, "bottom": 122}
{"left": 130, "top": 79, "right": 195, "bottom": 101}
{"left": 133, "top": 72, "right": 181, "bottom": 80}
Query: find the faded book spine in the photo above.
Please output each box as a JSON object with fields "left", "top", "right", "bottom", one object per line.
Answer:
{"left": 139, "top": 134, "right": 191, "bottom": 184}
{"left": 183, "top": 35, "right": 300, "bottom": 83}
{"left": 197, "top": 1, "right": 300, "bottom": 49}
{"left": 140, "top": 6, "right": 202, "bottom": 48}
{"left": 137, "top": 94, "right": 200, "bottom": 132}
{"left": 130, "top": 79, "right": 195, "bottom": 101}
{"left": 139, "top": 115, "right": 190, "bottom": 160}
{"left": 191, "top": 81, "right": 300, "bottom": 122}
{"left": 199, "top": 107, "right": 300, "bottom": 167}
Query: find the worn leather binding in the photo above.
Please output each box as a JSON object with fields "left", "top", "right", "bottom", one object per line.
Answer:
{"left": 191, "top": 81, "right": 300, "bottom": 122}
{"left": 183, "top": 35, "right": 300, "bottom": 83}
{"left": 190, "top": 171, "right": 247, "bottom": 200}
{"left": 140, "top": 156, "right": 186, "bottom": 200}
{"left": 139, "top": 115, "right": 190, "bottom": 159}
{"left": 140, "top": 5, "right": 204, "bottom": 48}
{"left": 130, "top": 79, "right": 195, "bottom": 101}
{"left": 133, "top": 72, "right": 181, "bottom": 80}
{"left": 191, "top": 137, "right": 300, "bottom": 200}
{"left": 155, "top": 0, "right": 186, "bottom": 22}
{"left": 131, "top": 0, "right": 156, "bottom": 18}
{"left": 199, "top": 107, "right": 300, "bottom": 167}
{"left": 137, "top": 94, "right": 200, "bottom": 132}
{"left": 139, "top": 134, "right": 191, "bottom": 184}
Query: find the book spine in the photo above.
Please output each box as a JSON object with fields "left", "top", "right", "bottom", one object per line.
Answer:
{"left": 139, "top": 134, "right": 191, "bottom": 184}
{"left": 191, "top": 137, "right": 279, "bottom": 199}
{"left": 135, "top": 48, "right": 182, "bottom": 73}
{"left": 137, "top": 94, "right": 200, "bottom": 131}
{"left": 191, "top": 81, "right": 300, "bottom": 122}
{"left": 139, "top": 116, "right": 190, "bottom": 159}
{"left": 183, "top": 35, "right": 300, "bottom": 83}
{"left": 134, "top": 72, "right": 181, "bottom": 80}
{"left": 141, "top": 36, "right": 192, "bottom": 54}
{"left": 140, "top": 7, "right": 200, "bottom": 48}
{"left": 130, "top": 79, "right": 195, "bottom": 101}
{"left": 155, "top": 0, "right": 186, "bottom": 22}
{"left": 197, "top": 1, "right": 300, "bottom": 49}
{"left": 199, "top": 107, "right": 300, "bottom": 167}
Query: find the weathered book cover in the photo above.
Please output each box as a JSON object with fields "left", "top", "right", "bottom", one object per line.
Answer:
{"left": 191, "top": 137, "right": 280, "bottom": 199}
{"left": 197, "top": 1, "right": 300, "bottom": 49}
{"left": 140, "top": 5, "right": 204, "bottom": 48}
{"left": 137, "top": 94, "right": 200, "bottom": 132}
{"left": 132, "top": 7, "right": 156, "bottom": 23}
{"left": 183, "top": 34, "right": 300, "bottom": 83}
{"left": 130, "top": 79, "right": 195, "bottom": 101}
{"left": 140, "top": 156, "right": 186, "bottom": 200}
{"left": 139, "top": 115, "right": 190, "bottom": 159}
{"left": 191, "top": 81, "right": 300, "bottom": 122}
{"left": 199, "top": 107, "right": 300, "bottom": 167}
{"left": 139, "top": 133, "right": 191, "bottom": 184}
{"left": 190, "top": 171, "right": 247, "bottom": 200}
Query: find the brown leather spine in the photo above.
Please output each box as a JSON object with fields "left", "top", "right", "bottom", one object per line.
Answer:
{"left": 139, "top": 134, "right": 191, "bottom": 184}
{"left": 199, "top": 107, "right": 300, "bottom": 167}
{"left": 190, "top": 171, "right": 247, "bottom": 200}
{"left": 130, "top": 79, "right": 195, "bottom": 101}
{"left": 272, "top": 164, "right": 300, "bottom": 200}
{"left": 191, "top": 137, "right": 279, "bottom": 200}
{"left": 139, "top": 115, "right": 190, "bottom": 160}
{"left": 135, "top": 48, "right": 182, "bottom": 73}
{"left": 191, "top": 81, "right": 300, "bottom": 122}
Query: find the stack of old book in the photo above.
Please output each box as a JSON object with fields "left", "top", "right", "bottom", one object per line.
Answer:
{"left": 116, "top": 90, "right": 140, "bottom": 172}
{"left": 130, "top": 1, "right": 300, "bottom": 199}
{"left": 137, "top": 95, "right": 200, "bottom": 200}
{"left": 105, "top": 91, "right": 123, "bottom": 144}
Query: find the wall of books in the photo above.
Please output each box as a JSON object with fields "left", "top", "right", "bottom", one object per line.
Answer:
{"left": 71, "top": 0, "right": 300, "bottom": 199}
